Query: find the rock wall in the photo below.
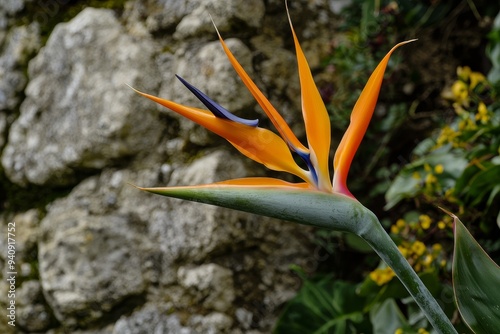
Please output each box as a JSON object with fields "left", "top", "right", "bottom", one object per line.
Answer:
{"left": 0, "top": 1, "right": 338, "bottom": 333}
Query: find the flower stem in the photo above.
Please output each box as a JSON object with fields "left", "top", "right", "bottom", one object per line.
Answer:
{"left": 358, "top": 216, "right": 458, "bottom": 334}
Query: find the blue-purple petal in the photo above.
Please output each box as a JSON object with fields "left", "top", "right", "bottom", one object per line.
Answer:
{"left": 296, "top": 150, "right": 318, "bottom": 186}
{"left": 176, "top": 75, "right": 259, "bottom": 127}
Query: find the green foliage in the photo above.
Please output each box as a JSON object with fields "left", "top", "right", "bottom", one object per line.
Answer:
{"left": 452, "top": 214, "right": 500, "bottom": 333}
{"left": 385, "top": 65, "right": 500, "bottom": 236}
{"left": 274, "top": 267, "right": 452, "bottom": 334}
{"left": 278, "top": 2, "right": 500, "bottom": 333}
{"left": 487, "top": 11, "right": 500, "bottom": 83}
{"left": 274, "top": 269, "right": 372, "bottom": 334}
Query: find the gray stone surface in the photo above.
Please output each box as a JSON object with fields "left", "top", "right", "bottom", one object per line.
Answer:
{"left": 1, "top": 8, "right": 161, "bottom": 186}
{"left": 39, "top": 210, "right": 149, "bottom": 326}
{"left": 0, "top": 23, "right": 40, "bottom": 112}
{"left": 16, "top": 280, "right": 53, "bottom": 332}
{"left": 113, "top": 305, "right": 192, "bottom": 334}
{"left": 0, "top": 1, "right": 336, "bottom": 332}
{"left": 0, "top": 0, "right": 25, "bottom": 16}
{"left": 173, "top": 0, "right": 265, "bottom": 39}
{"left": 177, "top": 263, "right": 235, "bottom": 312}
{"left": 187, "top": 312, "right": 234, "bottom": 334}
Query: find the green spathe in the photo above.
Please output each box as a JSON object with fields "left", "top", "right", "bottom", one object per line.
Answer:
{"left": 140, "top": 185, "right": 458, "bottom": 334}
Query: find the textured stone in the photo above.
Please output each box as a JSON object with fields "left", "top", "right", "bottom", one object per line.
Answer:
{"left": 0, "top": 0, "right": 25, "bottom": 16}
{"left": 0, "top": 23, "right": 40, "bottom": 111}
{"left": 1, "top": 8, "right": 161, "bottom": 186}
{"left": 145, "top": 0, "right": 199, "bottom": 33}
{"left": 113, "top": 305, "right": 193, "bottom": 334}
{"left": 16, "top": 280, "right": 53, "bottom": 332}
{"left": 11, "top": 209, "right": 40, "bottom": 258}
{"left": 148, "top": 150, "right": 269, "bottom": 271}
{"left": 187, "top": 312, "right": 234, "bottom": 334}
{"left": 0, "top": 2, "right": 337, "bottom": 333}
{"left": 38, "top": 209, "right": 150, "bottom": 326}
{"left": 178, "top": 264, "right": 235, "bottom": 312}
{"left": 173, "top": 0, "right": 265, "bottom": 39}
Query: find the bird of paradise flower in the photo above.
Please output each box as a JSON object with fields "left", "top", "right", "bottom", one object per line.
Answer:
{"left": 132, "top": 15, "right": 413, "bottom": 198}
{"left": 131, "top": 6, "right": 460, "bottom": 334}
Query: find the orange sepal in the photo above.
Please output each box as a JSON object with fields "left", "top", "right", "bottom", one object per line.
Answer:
{"left": 132, "top": 88, "right": 311, "bottom": 183}
{"left": 214, "top": 26, "right": 309, "bottom": 156}
{"left": 333, "top": 40, "right": 416, "bottom": 197}
{"left": 203, "top": 177, "right": 311, "bottom": 189}
{"left": 287, "top": 6, "right": 332, "bottom": 191}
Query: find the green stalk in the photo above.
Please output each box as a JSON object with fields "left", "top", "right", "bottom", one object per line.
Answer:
{"left": 138, "top": 186, "right": 458, "bottom": 333}
{"left": 357, "top": 215, "right": 458, "bottom": 334}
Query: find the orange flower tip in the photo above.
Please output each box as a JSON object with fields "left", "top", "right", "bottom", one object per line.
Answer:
{"left": 395, "top": 39, "right": 418, "bottom": 48}
{"left": 175, "top": 75, "right": 259, "bottom": 127}
{"left": 126, "top": 84, "right": 149, "bottom": 98}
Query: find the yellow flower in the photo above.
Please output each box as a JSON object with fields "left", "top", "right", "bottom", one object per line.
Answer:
{"left": 418, "top": 328, "right": 430, "bottom": 334}
{"left": 451, "top": 80, "right": 468, "bottom": 103}
{"left": 369, "top": 267, "right": 395, "bottom": 286}
{"left": 457, "top": 66, "right": 471, "bottom": 81}
{"left": 434, "top": 164, "right": 444, "bottom": 174}
{"left": 419, "top": 214, "right": 432, "bottom": 229}
{"left": 423, "top": 254, "right": 434, "bottom": 267}
{"left": 391, "top": 225, "right": 399, "bottom": 234}
{"left": 412, "top": 171, "right": 421, "bottom": 180}
{"left": 432, "top": 243, "right": 442, "bottom": 252}
{"left": 475, "top": 102, "right": 490, "bottom": 124}
{"left": 469, "top": 71, "right": 486, "bottom": 89}
{"left": 436, "top": 126, "right": 458, "bottom": 146}
{"left": 453, "top": 102, "right": 467, "bottom": 116}
{"left": 437, "top": 221, "right": 446, "bottom": 229}
{"left": 411, "top": 241, "right": 426, "bottom": 256}
{"left": 425, "top": 173, "right": 437, "bottom": 185}
{"left": 394, "top": 329, "right": 404, "bottom": 334}
{"left": 396, "top": 219, "right": 406, "bottom": 228}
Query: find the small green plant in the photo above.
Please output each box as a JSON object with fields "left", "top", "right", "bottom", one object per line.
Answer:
{"left": 386, "top": 65, "right": 500, "bottom": 239}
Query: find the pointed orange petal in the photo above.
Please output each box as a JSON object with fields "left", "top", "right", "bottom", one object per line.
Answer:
{"left": 213, "top": 25, "right": 309, "bottom": 156}
{"left": 333, "top": 40, "right": 417, "bottom": 197}
{"left": 133, "top": 88, "right": 312, "bottom": 183}
{"left": 287, "top": 7, "right": 332, "bottom": 191}
{"left": 136, "top": 178, "right": 313, "bottom": 196}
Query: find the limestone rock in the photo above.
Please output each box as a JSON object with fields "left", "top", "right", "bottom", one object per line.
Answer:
{"left": 16, "top": 280, "right": 54, "bottom": 332}
{"left": 187, "top": 312, "right": 234, "bottom": 334}
{"left": 38, "top": 210, "right": 150, "bottom": 327}
{"left": 0, "top": 23, "right": 40, "bottom": 112}
{"left": 113, "top": 305, "right": 193, "bottom": 334}
{"left": 1, "top": 8, "right": 162, "bottom": 186}
{"left": 173, "top": 0, "right": 265, "bottom": 39}
{"left": 0, "top": 0, "right": 25, "bottom": 16}
{"left": 0, "top": 1, "right": 336, "bottom": 332}
{"left": 177, "top": 263, "right": 235, "bottom": 312}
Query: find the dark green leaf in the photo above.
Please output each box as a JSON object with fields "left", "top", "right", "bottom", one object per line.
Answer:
{"left": 452, "top": 213, "right": 500, "bottom": 333}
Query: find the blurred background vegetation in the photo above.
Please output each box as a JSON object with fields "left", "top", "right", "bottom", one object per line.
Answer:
{"left": 275, "top": 0, "right": 500, "bottom": 333}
